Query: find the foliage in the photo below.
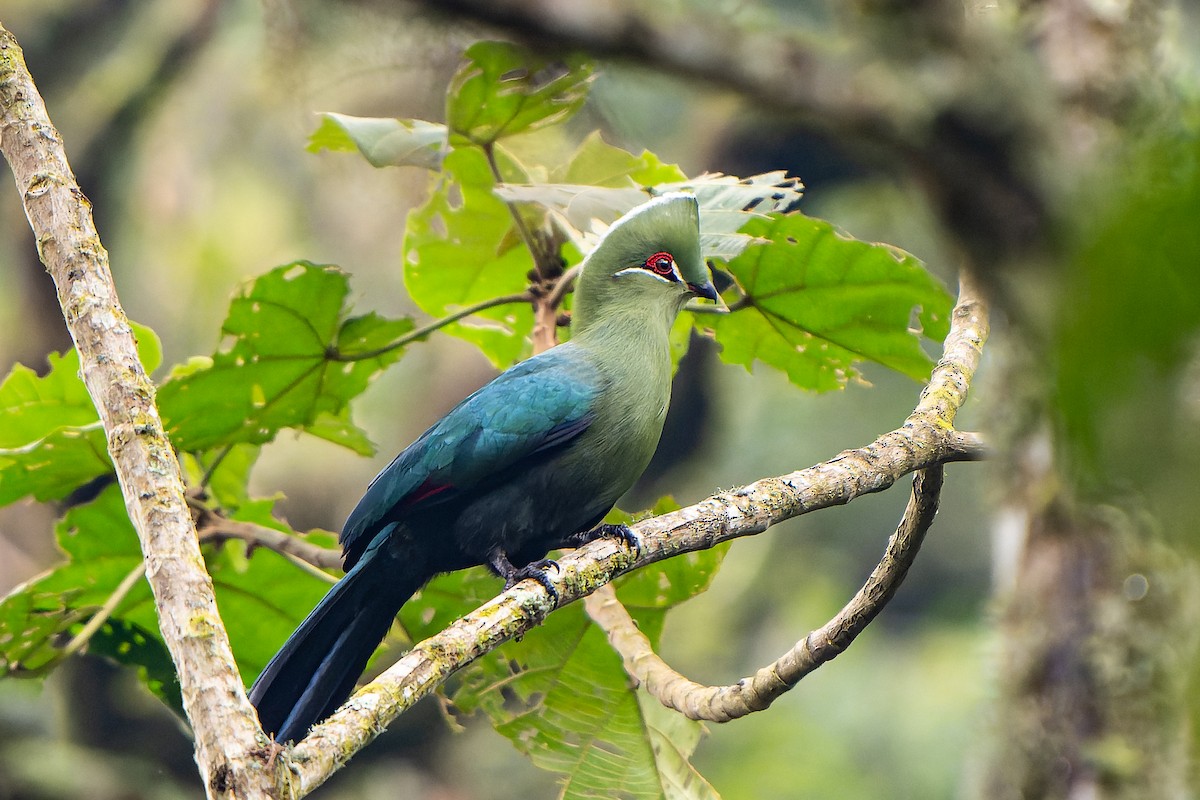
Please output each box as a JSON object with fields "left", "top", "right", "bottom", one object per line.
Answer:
{"left": 0, "top": 40, "right": 953, "bottom": 798}
{"left": 701, "top": 214, "right": 950, "bottom": 390}
{"left": 308, "top": 113, "right": 447, "bottom": 170}
{"left": 1054, "top": 128, "right": 1200, "bottom": 502}
{"left": 0, "top": 324, "right": 160, "bottom": 505}
{"left": 157, "top": 261, "right": 414, "bottom": 456}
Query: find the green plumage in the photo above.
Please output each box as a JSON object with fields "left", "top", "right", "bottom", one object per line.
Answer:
{"left": 250, "top": 193, "right": 715, "bottom": 742}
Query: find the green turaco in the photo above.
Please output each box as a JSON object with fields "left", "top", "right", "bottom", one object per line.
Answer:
{"left": 249, "top": 192, "right": 717, "bottom": 742}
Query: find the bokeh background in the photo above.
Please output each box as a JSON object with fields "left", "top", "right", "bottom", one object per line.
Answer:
{"left": 6, "top": 1, "right": 1195, "bottom": 798}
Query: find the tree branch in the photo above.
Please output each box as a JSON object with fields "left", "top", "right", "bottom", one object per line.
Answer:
{"left": 194, "top": 510, "right": 343, "bottom": 572}
{"left": 0, "top": 23, "right": 267, "bottom": 800}
{"left": 587, "top": 465, "right": 943, "bottom": 721}
{"left": 282, "top": 274, "right": 989, "bottom": 795}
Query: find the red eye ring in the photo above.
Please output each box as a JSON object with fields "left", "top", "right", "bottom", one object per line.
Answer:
{"left": 645, "top": 251, "right": 674, "bottom": 276}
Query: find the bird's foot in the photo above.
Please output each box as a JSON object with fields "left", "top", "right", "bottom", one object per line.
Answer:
{"left": 572, "top": 523, "right": 641, "bottom": 557}
{"left": 490, "top": 551, "right": 560, "bottom": 604}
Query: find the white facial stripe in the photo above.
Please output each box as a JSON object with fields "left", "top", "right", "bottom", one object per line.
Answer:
{"left": 614, "top": 266, "right": 673, "bottom": 284}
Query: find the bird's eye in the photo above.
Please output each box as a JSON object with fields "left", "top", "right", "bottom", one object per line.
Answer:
{"left": 645, "top": 251, "right": 675, "bottom": 277}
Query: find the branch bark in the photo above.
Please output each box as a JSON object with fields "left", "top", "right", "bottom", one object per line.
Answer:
{"left": 589, "top": 465, "right": 943, "bottom": 721}
{"left": 0, "top": 23, "right": 267, "bottom": 800}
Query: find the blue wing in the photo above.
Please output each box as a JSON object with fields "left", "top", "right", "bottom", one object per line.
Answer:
{"left": 340, "top": 344, "right": 604, "bottom": 568}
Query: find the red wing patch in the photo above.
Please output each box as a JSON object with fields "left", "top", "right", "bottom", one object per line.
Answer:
{"left": 402, "top": 479, "right": 454, "bottom": 509}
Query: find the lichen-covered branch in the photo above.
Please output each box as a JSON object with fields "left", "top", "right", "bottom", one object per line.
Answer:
{"left": 588, "top": 466, "right": 943, "bottom": 721}
{"left": 0, "top": 23, "right": 266, "bottom": 800}
{"left": 283, "top": 276, "right": 989, "bottom": 795}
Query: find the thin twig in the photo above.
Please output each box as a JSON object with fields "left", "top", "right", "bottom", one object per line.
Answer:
{"left": 329, "top": 290, "right": 534, "bottom": 362}
{"left": 61, "top": 562, "right": 149, "bottom": 658}
{"left": 482, "top": 141, "right": 550, "bottom": 277}
{"left": 197, "top": 515, "right": 343, "bottom": 571}
{"left": 544, "top": 264, "right": 581, "bottom": 309}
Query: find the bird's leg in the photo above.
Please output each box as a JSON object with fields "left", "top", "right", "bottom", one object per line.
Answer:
{"left": 488, "top": 549, "right": 560, "bottom": 604}
{"left": 562, "top": 523, "right": 641, "bottom": 557}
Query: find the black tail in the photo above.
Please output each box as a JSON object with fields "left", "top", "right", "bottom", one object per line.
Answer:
{"left": 249, "top": 546, "right": 418, "bottom": 742}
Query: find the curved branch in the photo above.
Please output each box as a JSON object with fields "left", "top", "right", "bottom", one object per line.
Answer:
{"left": 587, "top": 466, "right": 943, "bottom": 721}
{"left": 0, "top": 23, "right": 264, "bottom": 799}
{"left": 283, "top": 274, "right": 989, "bottom": 795}
{"left": 584, "top": 273, "right": 987, "bottom": 719}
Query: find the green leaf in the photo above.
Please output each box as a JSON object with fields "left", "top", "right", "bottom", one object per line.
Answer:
{"left": 307, "top": 113, "right": 447, "bottom": 170}
{"left": 0, "top": 424, "right": 111, "bottom": 507}
{"left": 636, "top": 690, "right": 721, "bottom": 800}
{"left": 0, "top": 324, "right": 162, "bottom": 506}
{"left": 447, "top": 41, "right": 593, "bottom": 145}
{"left": 451, "top": 604, "right": 718, "bottom": 800}
{"left": 701, "top": 214, "right": 952, "bottom": 390}
{"left": 556, "top": 131, "right": 688, "bottom": 188}
{"left": 210, "top": 537, "right": 335, "bottom": 686}
{"left": 157, "top": 262, "right": 414, "bottom": 455}
{"left": 403, "top": 147, "right": 536, "bottom": 366}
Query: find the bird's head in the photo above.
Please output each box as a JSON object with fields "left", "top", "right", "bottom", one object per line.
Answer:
{"left": 573, "top": 193, "right": 718, "bottom": 333}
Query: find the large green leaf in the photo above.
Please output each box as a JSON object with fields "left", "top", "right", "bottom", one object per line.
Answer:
{"left": 307, "top": 113, "right": 447, "bottom": 170}
{"left": 0, "top": 325, "right": 162, "bottom": 506}
{"left": 157, "top": 262, "right": 413, "bottom": 455}
{"left": 556, "top": 131, "right": 687, "bottom": 188}
{"left": 701, "top": 214, "right": 952, "bottom": 390}
{"left": 88, "top": 617, "right": 184, "bottom": 716}
{"left": 403, "top": 147, "right": 537, "bottom": 366}
{"left": 401, "top": 498, "right": 726, "bottom": 800}
{"left": 447, "top": 41, "right": 593, "bottom": 146}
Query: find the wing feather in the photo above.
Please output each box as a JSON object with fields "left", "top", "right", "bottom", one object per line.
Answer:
{"left": 340, "top": 345, "right": 603, "bottom": 568}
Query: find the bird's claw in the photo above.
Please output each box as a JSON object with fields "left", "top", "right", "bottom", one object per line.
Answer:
{"left": 503, "top": 558, "right": 561, "bottom": 604}
{"left": 578, "top": 523, "right": 641, "bottom": 557}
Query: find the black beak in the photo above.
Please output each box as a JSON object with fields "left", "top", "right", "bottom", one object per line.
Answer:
{"left": 686, "top": 281, "right": 720, "bottom": 302}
